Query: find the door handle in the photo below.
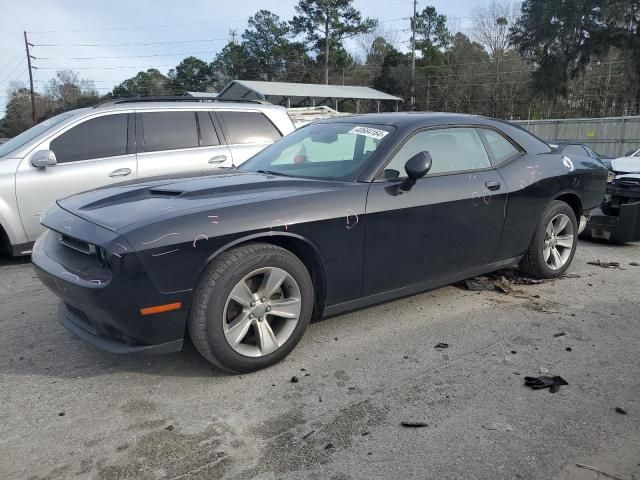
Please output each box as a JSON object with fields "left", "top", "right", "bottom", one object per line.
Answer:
{"left": 208, "top": 155, "right": 227, "bottom": 164}
{"left": 485, "top": 180, "right": 501, "bottom": 191}
{"left": 109, "top": 168, "right": 132, "bottom": 178}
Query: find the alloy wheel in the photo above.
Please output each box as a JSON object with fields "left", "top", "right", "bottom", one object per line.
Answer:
{"left": 222, "top": 267, "right": 302, "bottom": 357}
{"left": 543, "top": 213, "right": 574, "bottom": 270}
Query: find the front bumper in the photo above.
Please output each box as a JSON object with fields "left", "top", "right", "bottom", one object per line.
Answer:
{"left": 584, "top": 202, "right": 640, "bottom": 243}
{"left": 32, "top": 218, "right": 189, "bottom": 355}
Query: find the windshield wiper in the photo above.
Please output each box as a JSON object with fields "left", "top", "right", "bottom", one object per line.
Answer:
{"left": 256, "top": 169, "right": 295, "bottom": 178}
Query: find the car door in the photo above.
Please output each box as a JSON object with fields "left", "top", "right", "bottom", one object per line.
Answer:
{"left": 135, "top": 110, "right": 234, "bottom": 178}
{"left": 15, "top": 112, "right": 136, "bottom": 242}
{"left": 362, "top": 126, "right": 508, "bottom": 296}
{"left": 216, "top": 110, "right": 283, "bottom": 165}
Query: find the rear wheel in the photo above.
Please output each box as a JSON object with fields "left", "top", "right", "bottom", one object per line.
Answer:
{"left": 188, "top": 243, "right": 313, "bottom": 373}
{"left": 519, "top": 201, "right": 578, "bottom": 279}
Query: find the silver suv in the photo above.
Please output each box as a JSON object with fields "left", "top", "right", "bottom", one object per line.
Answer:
{"left": 0, "top": 98, "right": 295, "bottom": 255}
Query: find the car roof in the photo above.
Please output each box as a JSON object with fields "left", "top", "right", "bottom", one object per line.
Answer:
{"left": 313, "top": 112, "right": 507, "bottom": 128}
{"left": 92, "top": 101, "right": 285, "bottom": 113}
{"left": 551, "top": 141, "right": 587, "bottom": 147}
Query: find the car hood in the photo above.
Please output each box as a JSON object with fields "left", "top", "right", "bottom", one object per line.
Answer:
{"left": 611, "top": 157, "right": 640, "bottom": 173}
{"left": 57, "top": 170, "right": 342, "bottom": 232}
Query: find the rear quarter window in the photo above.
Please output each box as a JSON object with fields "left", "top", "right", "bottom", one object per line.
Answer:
{"left": 220, "top": 111, "right": 282, "bottom": 144}
{"left": 479, "top": 129, "right": 521, "bottom": 164}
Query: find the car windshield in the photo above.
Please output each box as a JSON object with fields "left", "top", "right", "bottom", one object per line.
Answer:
{"left": 0, "top": 112, "right": 74, "bottom": 157}
{"left": 239, "top": 122, "right": 394, "bottom": 181}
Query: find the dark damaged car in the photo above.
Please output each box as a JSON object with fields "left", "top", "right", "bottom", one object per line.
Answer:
{"left": 582, "top": 151, "right": 640, "bottom": 243}
{"left": 32, "top": 113, "right": 608, "bottom": 372}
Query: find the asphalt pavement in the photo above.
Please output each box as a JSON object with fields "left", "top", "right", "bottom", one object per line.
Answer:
{"left": 0, "top": 240, "right": 638, "bottom": 480}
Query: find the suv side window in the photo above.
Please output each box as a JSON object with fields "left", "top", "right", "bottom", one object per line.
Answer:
{"left": 197, "top": 112, "right": 220, "bottom": 146}
{"left": 50, "top": 114, "right": 128, "bottom": 163}
{"left": 479, "top": 128, "right": 520, "bottom": 164}
{"left": 141, "top": 111, "right": 199, "bottom": 152}
{"left": 381, "top": 127, "right": 491, "bottom": 179}
{"left": 220, "top": 111, "right": 281, "bottom": 144}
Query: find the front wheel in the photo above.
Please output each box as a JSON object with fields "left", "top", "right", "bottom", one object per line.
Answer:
{"left": 519, "top": 201, "right": 578, "bottom": 279}
{"left": 188, "top": 243, "right": 313, "bottom": 373}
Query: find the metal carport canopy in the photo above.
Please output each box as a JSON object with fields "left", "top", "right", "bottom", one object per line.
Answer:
{"left": 217, "top": 80, "right": 402, "bottom": 111}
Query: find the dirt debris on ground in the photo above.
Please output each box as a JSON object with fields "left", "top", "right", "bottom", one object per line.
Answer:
{"left": 1, "top": 240, "right": 639, "bottom": 480}
{"left": 456, "top": 269, "right": 580, "bottom": 295}
{"left": 587, "top": 260, "right": 622, "bottom": 269}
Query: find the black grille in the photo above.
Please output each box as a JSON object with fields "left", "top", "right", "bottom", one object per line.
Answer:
{"left": 58, "top": 234, "right": 95, "bottom": 255}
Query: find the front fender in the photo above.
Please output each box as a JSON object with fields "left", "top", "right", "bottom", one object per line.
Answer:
{"left": 0, "top": 158, "right": 28, "bottom": 247}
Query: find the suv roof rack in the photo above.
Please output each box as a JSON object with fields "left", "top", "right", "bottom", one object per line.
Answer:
{"left": 93, "top": 96, "right": 270, "bottom": 108}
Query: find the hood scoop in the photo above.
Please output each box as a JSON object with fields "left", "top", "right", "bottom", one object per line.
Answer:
{"left": 148, "top": 189, "right": 183, "bottom": 198}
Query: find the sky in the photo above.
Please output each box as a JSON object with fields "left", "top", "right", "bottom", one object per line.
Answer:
{"left": 0, "top": 0, "right": 498, "bottom": 116}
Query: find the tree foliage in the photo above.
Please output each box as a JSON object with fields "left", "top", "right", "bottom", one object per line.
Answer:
{"left": 291, "top": 0, "right": 377, "bottom": 83}
{"left": 3, "top": 0, "right": 640, "bottom": 139}
{"left": 168, "top": 57, "right": 217, "bottom": 92}
{"left": 111, "top": 69, "right": 171, "bottom": 97}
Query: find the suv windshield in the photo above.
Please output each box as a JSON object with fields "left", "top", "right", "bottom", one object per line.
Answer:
{"left": 239, "top": 122, "right": 394, "bottom": 181}
{"left": 0, "top": 112, "right": 74, "bottom": 157}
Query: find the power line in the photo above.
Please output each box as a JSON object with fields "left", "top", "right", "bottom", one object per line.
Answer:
{"left": 34, "top": 64, "right": 175, "bottom": 70}
{"left": 0, "top": 58, "right": 27, "bottom": 85}
{"left": 31, "top": 38, "right": 228, "bottom": 47}
{"left": 34, "top": 50, "right": 220, "bottom": 60}
{"left": 0, "top": 39, "right": 23, "bottom": 61}
{"left": 0, "top": 53, "right": 26, "bottom": 77}
{"left": 28, "top": 19, "right": 250, "bottom": 34}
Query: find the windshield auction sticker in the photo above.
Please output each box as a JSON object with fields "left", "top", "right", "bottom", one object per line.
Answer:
{"left": 348, "top": 126, "right": 389, "bottom": 140}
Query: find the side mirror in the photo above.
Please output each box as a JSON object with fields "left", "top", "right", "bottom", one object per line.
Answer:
{"left": 400, "top": 151, "right": 432, "bottom": 191}
{"left": 31, "top": 150, "right": 57, "bottom": 168}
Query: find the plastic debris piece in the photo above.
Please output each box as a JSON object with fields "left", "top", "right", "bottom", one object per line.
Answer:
{"left": 575, "top": 463, "right": 625, "bottom": 480}
{"left": 553, "top": 332, "right": 566, "bottom": 337}
{"left": 434, "top": 342, "right": 449, "bottom": 349}
{"left": 614, "top": 407, "right": 627, "bottom": 415}
{"left": 587, "top": 260, "right": 621, "bottom": 269}
{"left": 401, "top": 421, "right": 428, "bottom": 428}
{"left": 302, "top": 430, "right": 315, "bottom": 440}
{"left": 290, "top": 376, "right": 299, "bottom": 383}
{"left": 524, "top": 375, "right": 568, "bottom": 393}
{"left": 482, "top": 423, "right": 513, "bottom": 432}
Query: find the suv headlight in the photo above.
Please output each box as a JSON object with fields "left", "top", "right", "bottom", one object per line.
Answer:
{"left": 607, "top": 171, "right": 615, "bottom": 183}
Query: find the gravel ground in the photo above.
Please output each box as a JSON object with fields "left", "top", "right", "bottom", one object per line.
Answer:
{"left": 0, "top": 240, "right": 639, "bottom": 480}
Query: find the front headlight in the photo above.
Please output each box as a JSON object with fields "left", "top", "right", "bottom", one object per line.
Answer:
{"left": 607, "top": 171, "right": 615, "bottom": 183}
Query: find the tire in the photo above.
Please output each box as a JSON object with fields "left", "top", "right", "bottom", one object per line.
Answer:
{"left": 519, "top": 200, "right": 578, "bottom": 279}
{"left": 188, "top": 242, "right": 313, "bottom": 373}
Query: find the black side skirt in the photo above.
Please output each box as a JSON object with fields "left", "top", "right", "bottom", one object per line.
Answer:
{"left": 323, "top": 256, "right": 523, "bottom": 317}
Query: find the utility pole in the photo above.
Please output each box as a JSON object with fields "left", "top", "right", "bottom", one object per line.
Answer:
{"left": 228, "top": 29, "right": 238, "bottom": 45}
{"left": 426, "top": 79, "right": 430, "bottom": 111}
{"left": 23, "top": 31, "right": 36, "bottom": 126}
{"left": 410, "top": 0, "right": 417, "bottom": 110}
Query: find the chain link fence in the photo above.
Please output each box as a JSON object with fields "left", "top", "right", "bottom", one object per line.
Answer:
{"left": 514, "top": 116, "right": 640, "bottom": 157}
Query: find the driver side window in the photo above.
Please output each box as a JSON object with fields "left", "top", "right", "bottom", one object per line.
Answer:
{"left": 381, "top": 127, "right": 491, "bottom": 179}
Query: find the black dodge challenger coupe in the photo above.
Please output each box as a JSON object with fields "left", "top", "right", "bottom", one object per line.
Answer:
{"left": 32, "top": 113, "right": 607, "bottom": 372}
